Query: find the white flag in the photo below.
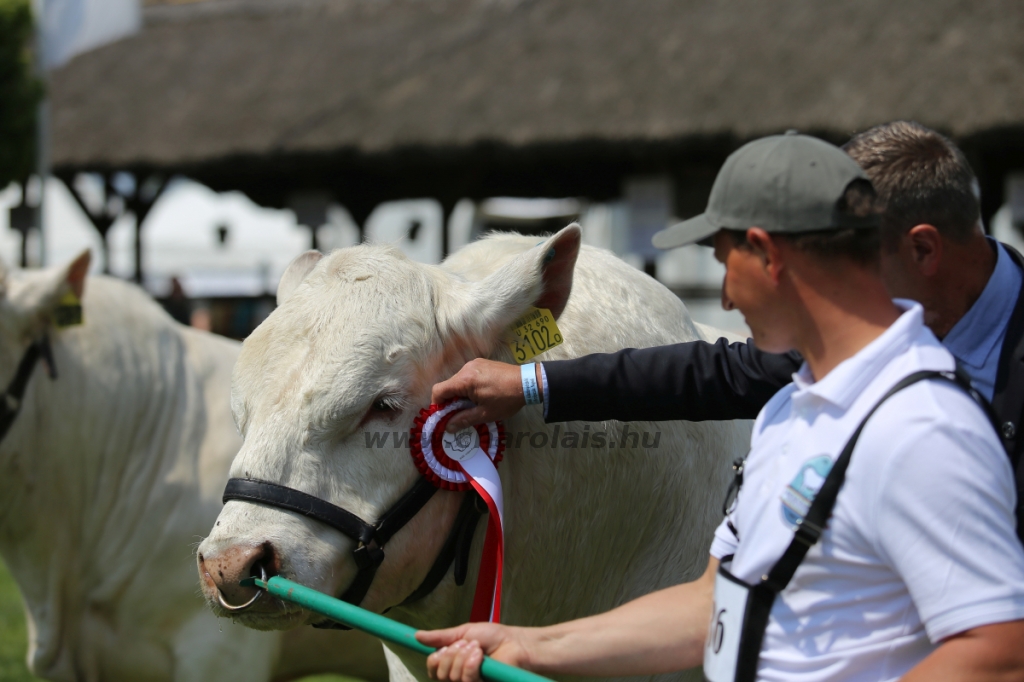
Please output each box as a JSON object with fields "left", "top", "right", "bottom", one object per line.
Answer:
{"left": 34, "top": 0, "right": 141, "bottom": 70}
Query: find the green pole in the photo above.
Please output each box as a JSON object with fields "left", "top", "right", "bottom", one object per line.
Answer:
{"left": 240, "top": 575, "right": 553, "bottom": 682}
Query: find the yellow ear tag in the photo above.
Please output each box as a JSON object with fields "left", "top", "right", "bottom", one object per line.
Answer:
{"left": 53, "top": 290, "right": 83, "bottom": 328}
{"left": 506, "top": 306, "right": 563, "bottom": 364}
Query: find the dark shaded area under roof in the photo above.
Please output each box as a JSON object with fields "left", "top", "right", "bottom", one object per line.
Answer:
{"left": 49, "top": 0, "right": 1024, "bottom": 225}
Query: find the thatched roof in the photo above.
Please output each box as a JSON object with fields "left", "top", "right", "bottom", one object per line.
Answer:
{"left": 48, "top": 0, "right": 1024, "bottom": 219}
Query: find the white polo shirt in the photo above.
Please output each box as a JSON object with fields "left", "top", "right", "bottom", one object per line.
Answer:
{"left": 709, "top": 302, "right": 1024, "bottom": 682}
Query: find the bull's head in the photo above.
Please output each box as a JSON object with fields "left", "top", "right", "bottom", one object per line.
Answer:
{"left": 197, "top": 226, "right": 581, "bottom": 629}
{"left": 0, "top": 250, "right": 90, "bottom": 359}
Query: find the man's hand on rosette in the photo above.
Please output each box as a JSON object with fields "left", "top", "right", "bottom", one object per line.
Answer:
{"left": 432, "top": 359, "right": 537, "bottom": 433}
{"left": 418, "top": 622, "right": 532, "bottom": 682}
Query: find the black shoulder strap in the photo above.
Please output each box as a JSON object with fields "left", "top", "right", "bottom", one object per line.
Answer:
{"left": 763, "top": 368, "right": 984, "bottom": 592}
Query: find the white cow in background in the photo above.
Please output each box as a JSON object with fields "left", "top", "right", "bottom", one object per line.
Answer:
{"left": 198, "top": 225, "right": 750, "bottom": 682}
{"left": 0, "top": 251, "right": 388, "bottom": 682}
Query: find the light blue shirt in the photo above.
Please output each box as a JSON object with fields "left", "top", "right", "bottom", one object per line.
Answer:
{"left": 942, "top": 239, "right": 1023, "bottom": 401}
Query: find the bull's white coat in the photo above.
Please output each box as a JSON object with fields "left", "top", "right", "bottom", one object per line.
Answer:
{"left": 0, "top": 253, "right": 387, "bottom": 682}
{"left": 200, "top": 226, "right": 750, "bottom": 682}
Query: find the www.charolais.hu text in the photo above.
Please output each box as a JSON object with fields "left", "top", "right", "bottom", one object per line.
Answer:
{"left": 365, "top": 425, "right": 662, "bottom": 449}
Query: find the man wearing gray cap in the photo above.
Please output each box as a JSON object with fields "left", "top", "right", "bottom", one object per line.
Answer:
{"left": 419, "top": 133, "right": 1024, "bottom": 682}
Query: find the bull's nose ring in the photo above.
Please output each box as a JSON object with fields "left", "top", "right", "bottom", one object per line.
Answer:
{"left": 217, "top": 565, "right": 265, "bottom": 612}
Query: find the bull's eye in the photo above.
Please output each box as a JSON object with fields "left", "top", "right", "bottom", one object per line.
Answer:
{"left": 359, "top": 394, "right": 404, "bottom": 427}
{"left": 372, "top": 397, "right": 400, "bottom": 413}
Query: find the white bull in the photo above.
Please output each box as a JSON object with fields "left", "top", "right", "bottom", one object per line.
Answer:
{"left": 198, "top": 226, "right": 750, "bottom": 682}
{"left": 0, "top": 252, "right": 388, "bottom": 682}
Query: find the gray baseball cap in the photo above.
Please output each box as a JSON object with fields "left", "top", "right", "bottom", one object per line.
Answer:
{"left": 653, "top": 131, "right": 877, "bottom": 249}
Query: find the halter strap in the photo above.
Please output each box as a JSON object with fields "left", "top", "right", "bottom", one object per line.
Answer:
{"left": 223, "top": 478, "right": 382, "bottom": 545}
{"left": 313, "top": 490, "right": 484, "bottom": 630}
{"left": 400, "top": 491, "right": 485, "bottom": 605}
{"left": 222, "top": 475, "right": 481, "bottom": 615}
{"left": 0, "top": 337, "right": 56, "bottom": 444}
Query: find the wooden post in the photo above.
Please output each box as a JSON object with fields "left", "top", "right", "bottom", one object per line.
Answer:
{"left": 61, "top": 173, "right": 119, "bottom": 274}
{"left": 127, "top": 175, "right": 168, "bottom": 285}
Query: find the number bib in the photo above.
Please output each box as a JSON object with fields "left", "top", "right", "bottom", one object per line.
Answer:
{"left": 704, "top": 562, "right": 751, "bottom": 682}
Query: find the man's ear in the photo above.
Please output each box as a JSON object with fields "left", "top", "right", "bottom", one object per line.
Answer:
{"left": 440, "top": 224, "right": 582, "bottom": 348}
{"left": 906, "top": 224, "right": 942, "bottom": 277}
{"left": 277, "top": 250, "right": 323, "bottom": 305}
{"left": 746, "top": 228, "right": 786, "bottom": 284}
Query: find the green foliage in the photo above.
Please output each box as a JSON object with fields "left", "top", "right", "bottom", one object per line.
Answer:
{"left": 0, "top": 557, "right": 41, "bottom": 681}
{"left": 0, "top": 0, "right": 42, "bottom": 190}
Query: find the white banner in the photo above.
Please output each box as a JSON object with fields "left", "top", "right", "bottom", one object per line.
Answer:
{"left": 35, "top": 0, "right": 140, "bottom": 69}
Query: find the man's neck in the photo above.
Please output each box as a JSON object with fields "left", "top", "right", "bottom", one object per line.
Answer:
{"left": 790, "top": 265, "right": 902, "bottom": 382}
{"left": 927, "top": 233, "right": 997, "bottom": 339}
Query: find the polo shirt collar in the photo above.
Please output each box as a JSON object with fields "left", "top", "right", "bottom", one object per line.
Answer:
{"left": 790, "top": 301, "right": 923, "bottom": 410}
{"left": 942, "top": 239, "right": 1020, "bottom": 371}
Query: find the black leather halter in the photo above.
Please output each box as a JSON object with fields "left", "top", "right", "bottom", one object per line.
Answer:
{"left": 0, "top": 337, "right": 56, "bottom": 444}
{"left": 222, "top": 474, "right": 485, "bottom": 624}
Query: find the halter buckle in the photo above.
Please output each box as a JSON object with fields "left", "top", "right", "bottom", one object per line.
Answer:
{"left": 352, "top": 539, "right": 385, "bottom": 570}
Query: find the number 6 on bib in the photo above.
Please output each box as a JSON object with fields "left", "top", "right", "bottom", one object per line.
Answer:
{"left": 703, "top": 563, "right": 749, "bottom": 682}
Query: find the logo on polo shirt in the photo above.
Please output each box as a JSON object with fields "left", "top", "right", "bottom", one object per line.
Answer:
{"left": 781, "top": 455, "right": 833, "bottom": 528}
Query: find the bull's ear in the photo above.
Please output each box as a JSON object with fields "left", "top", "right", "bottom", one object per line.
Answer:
{"left": 526, "top": 224, "right": 581, "bottom": 320}
{"left": 7, "top": 250, "right": 90, "bottom": 328}
{"left": 31, "top": 249, "right": 90, "bottom": 311}
{"left": 443, "top": 224, "right": 582, "bottom": 346}
{"left": 277, "top": 250, "right": 323, "bottom": 305}
{"left": 64, "top": 249, "right": 90, "bottom": 299}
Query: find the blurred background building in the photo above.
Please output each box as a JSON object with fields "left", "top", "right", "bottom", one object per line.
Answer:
{"left": 7, "top": 0, "right": 1024, "bottom": 337}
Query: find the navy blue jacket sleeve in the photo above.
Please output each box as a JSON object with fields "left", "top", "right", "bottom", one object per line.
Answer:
{"left": 542, "top": 338, "right": 801, "bottom": 423}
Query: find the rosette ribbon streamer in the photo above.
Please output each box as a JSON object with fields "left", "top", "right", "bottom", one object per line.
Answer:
{"left": 411, "top": 399, "right": 505, "bottom": 622}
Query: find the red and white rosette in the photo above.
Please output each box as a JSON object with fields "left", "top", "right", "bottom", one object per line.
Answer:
{"left": 410, "top": 399, "right": 506, "bottom": 623}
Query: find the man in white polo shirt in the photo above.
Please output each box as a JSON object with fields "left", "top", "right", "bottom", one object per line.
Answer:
{"left": 416, "top": 133, "right": 1024, "bottom": 681}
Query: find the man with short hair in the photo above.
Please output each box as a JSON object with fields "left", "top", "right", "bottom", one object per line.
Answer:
{"left": 435, "top": 121, "right": 1024, "bottom": 538}
{"left": 420, "top": 133, "right": 1024, "bottom": 682}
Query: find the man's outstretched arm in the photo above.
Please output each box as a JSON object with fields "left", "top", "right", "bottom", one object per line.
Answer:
{"left": 542, "top": 338, "right": 800, "bottom": 422}
{"left": 417, "top": 558, "right": 718, "bottom": 682}
{"left": 432, "top": 338, "right": 800, "bottom": 431}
